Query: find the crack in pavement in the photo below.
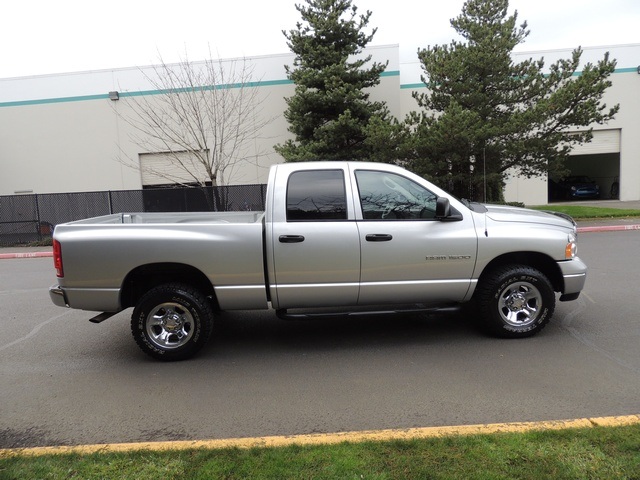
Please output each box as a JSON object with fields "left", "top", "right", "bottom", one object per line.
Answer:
{"left": 560, "top": 294, "right": 640, "bottom": 376}
{"left": 0, "top": 310, "right": 74, "bottom": 352}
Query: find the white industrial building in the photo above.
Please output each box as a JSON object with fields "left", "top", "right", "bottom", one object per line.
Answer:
{"left": 1, "top": 43, "right": 638, "bottom": 205}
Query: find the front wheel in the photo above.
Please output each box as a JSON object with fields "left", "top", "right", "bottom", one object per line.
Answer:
{"left": 131, "top": 283, "right": 214, "bottom": 361}
{"left": 475, "top": 265, "right": 555, "bottom": 338}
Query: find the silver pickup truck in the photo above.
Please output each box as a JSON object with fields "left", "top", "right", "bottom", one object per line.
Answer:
{"left": 50, "top": 162, "right": 587, "bottom": 360}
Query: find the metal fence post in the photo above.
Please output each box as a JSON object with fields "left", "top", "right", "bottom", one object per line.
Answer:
{"left": 35, "top": 193, "right": 42, "bottom": 241}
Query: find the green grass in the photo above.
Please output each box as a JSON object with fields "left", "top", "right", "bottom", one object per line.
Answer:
{"left": 2, "top": 424, "right": 640, "bottom": 479}
{"left": 530, "top": 205, "right": 640, "bottom": 220}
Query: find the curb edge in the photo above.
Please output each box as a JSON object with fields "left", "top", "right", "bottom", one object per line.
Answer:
{"left": 2, "top": 414, "right": 639, "bottom": 458}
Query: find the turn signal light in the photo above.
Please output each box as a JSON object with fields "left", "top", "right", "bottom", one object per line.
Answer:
{"left": 53, "top": 239, "right": 64, "bottom": 277}
{"left": 565, "top": 235, "right": 577, "bottom": 259}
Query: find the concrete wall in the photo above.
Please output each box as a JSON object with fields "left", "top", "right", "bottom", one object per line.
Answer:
{"left": 1, "top": 43, "right": 638, "bottom": 205}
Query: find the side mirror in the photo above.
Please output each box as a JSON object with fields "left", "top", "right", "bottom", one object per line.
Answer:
{"left": 435, "top": 197, "right": 451, "bottom": 219}
{"left": 435, "top": 197, "right": 464, "bottom": 222}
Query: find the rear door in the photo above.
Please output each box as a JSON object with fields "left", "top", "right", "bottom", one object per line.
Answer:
{"left": 269, "top": 167, "right": 361, "bottom": 309}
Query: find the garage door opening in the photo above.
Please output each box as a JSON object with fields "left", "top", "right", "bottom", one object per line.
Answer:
{"left": 548, "top": 153, "right": 620, "bottom": 201}
{"left": 548, "top": 129, "right": 621, "bottom": 202}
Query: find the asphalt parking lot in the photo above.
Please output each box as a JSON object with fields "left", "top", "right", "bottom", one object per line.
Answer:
{"left": 1, "top": 229, "right": 639, "bottom": 449}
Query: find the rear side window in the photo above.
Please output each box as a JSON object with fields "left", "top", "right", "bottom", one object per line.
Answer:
{"left": 286, "top": 170, "right": 347, "bottom": 221}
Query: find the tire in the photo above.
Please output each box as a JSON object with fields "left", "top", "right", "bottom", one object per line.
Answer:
{"left": 131, "top": 283, "right": 214, "bottom": 361}
{"left": 475, "top": 265, "right": 555, "bottom": 338}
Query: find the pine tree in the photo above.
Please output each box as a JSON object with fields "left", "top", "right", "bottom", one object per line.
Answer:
{"left": 408, "top": 0, "right": 618, "bottom": 202}
{"left": 275, "top": 0, "right": 391, "bottom": 161}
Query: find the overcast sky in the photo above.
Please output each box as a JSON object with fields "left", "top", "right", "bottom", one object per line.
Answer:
{"left": 2, "top": 0, "right": 638, "bottom": 78}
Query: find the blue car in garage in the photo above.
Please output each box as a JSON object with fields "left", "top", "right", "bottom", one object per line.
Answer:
{"left": 553, "top": 176, "right": 601, "bottom": 200}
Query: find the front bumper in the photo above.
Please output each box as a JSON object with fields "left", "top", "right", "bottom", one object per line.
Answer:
{"left": 557, "top": 256, "right": 588, "bottom": 301}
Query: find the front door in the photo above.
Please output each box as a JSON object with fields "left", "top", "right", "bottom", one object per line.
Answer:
{"left": 353, "top": 169, "right": 477, "bottom": 305}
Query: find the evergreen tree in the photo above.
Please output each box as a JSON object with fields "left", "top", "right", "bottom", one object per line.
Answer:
{"left": 276, "top": 0, "right": 391, "bottom": 161}
{"left": 408, "top": 0, "right": 618, "bottom": 202}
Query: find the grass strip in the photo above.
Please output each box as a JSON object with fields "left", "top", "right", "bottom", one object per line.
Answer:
{"left": 2, "top": 424, "right": 639, "bottom": 480}
{"left": 530, "top": 205, "right": 640, "bottom": 219}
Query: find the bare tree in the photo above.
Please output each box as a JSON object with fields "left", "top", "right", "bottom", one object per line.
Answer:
{"left": 117, "top": 50, "right": 272, "bottom": 192}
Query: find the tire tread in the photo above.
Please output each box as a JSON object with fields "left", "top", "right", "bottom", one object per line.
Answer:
{"left": 475, "top": 264, "right": 555, "bottom": 338}
{"left": 131, "top": 283, "right": 214, "bottom": 361}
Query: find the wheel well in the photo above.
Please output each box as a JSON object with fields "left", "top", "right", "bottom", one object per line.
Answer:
{"left": 120, "top": 263, "right": 217, "bottom": 309}
{"left": 478, "top": 252, "right": 563, "bottom": 292}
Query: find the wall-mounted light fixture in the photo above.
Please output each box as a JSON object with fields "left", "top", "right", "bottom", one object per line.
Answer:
{"left": 108, "top": 91, "right": 120, "bottom": 101}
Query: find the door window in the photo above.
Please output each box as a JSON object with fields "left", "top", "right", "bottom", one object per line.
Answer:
{"left": 286, "top": 170, "right": 347, "bottom": 221}
{"left": 355, "top": 170, "right": 437, "bottom": 220}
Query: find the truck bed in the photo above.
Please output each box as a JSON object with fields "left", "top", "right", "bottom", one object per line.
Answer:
{"left": 53, "top": 211, "right": 268, "bottom": 312}
{"left": 67, "top": 211, "right": 265, "bottom": 225}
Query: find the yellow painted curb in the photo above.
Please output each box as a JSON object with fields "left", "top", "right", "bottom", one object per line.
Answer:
{"left": 1, "top": 414, "right": 639, "bottom": 458}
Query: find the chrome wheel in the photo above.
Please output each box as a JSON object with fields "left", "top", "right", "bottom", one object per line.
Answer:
{"left": 145, "top": 302, "right": 194, "bottom": 350}
{"left": 497, "top": 281, "right": 543, "bottom": 328}
{"left": 475, "top": 265, "right": 555, "bottom": 338}
{"left": 132, "top": 283, "right": 214, "bottom": 361}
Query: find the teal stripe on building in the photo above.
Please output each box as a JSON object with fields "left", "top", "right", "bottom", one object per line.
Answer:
{"left": 401, "top": 67, "right": 636, "bottom": 90}
{"left": 0, "top": 71, "right": 401, "bottom": 108}
{"left": 2, "top": 67, "right": 633, "bottom": 106}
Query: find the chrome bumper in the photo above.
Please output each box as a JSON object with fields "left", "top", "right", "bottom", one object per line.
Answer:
{"left": 49, "top": 285, "right": 121, "bottom": 311}
{"left": 49, "top": 284, "right": 69, "bottom": 307}
{"left": 558, "top": 257, "right": 587, "bottom": 300}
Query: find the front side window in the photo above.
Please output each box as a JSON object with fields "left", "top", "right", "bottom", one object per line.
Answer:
{"left": 355, "top": 170, "right": 438, "bottom": 220}
{"left": 286, "top": 170, "right": 347, "bottom": 221}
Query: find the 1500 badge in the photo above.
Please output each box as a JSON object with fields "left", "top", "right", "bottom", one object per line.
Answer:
{"left": 425, "top": 255, "right": 472, "bottom": 261}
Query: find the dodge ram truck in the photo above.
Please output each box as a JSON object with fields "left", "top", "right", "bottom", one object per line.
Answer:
{"left": 49, "top": 162, "right": 587, "bottom": 360}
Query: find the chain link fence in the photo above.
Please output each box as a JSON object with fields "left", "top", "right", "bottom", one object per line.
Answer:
{"left": 0, "top": 184, "right": 267, "bottom": 246}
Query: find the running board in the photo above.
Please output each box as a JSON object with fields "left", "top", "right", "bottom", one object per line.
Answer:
{"left": 89, "top": 312, "right": 117, "bottom": 324}
{"left": 276, "top": 305, "right": 460, "bottom": 321}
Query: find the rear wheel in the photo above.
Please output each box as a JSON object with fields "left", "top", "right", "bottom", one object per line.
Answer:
{"left": 131, "top": 283, "right": 214, "bottom": 361}
{"left": 475, "top": 265, "right": 555, "bottom": 338}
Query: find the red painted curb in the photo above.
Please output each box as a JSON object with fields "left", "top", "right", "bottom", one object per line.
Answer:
{"left": 1, "top": 225, "right": 638, "bottom": 260}
{"left": 0, "top": 251, "right": 53, "bottom": 260}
